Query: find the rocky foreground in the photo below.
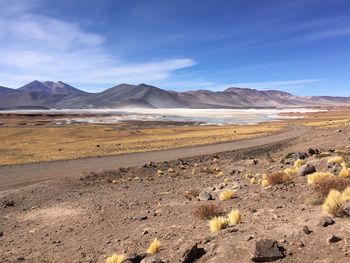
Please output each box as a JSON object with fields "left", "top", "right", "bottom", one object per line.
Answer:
{"left": 1, "top": 123, "right": 350, "bottom": 262}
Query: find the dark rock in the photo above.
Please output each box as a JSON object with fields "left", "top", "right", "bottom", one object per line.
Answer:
{"left": 140, "top": 255, "right": 164, "bottom": 263}
{"left": 125, "top": 252, "right": 147, "bottom": 263}
{"left": 298, "top": 164, "right": 316, "bottom": 176}
{"left": 17, "top": 257, "right": 25, "bottom": 261}
{"left": 319, "top": 216, "right": 335, "bottom": 227}
{"left": 302, "top": 226, "right": 312, "bottom": 234}
{"left": 0, "top": 231, "right": 3, "bottom": 237}
{"left": 251, "top": 239, "right": 285, "bottom": 262}
{"left": 137, "top": 215, "right": 148, "bottom": 221}
{"left": 307, "top": 148, "right": 318, "bottom": 155}
{"left": 181, "top": 243, "right": 206, "bottom": 263}
{"left": 343, "top": 201, "right": 350, "bottom": 216}
{"left": 2, "top": 200, "right": 15, "bottom": 208}
{"left": 198, "top": 191, "right": 213, "bottom": 201}
{"left": 327, "top": 235, "right": 342, "bottom": 244}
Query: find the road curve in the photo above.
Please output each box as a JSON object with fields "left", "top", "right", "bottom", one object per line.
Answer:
{"left": 0, "top": 125, "right": 307, "bottom": 191}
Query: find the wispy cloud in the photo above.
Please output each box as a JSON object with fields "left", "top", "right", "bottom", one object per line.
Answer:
{"left": 0, "top": 2, "right": 195, "bottom": 89}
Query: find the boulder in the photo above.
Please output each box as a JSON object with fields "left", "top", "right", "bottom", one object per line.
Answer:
{"left": 198, "top": 191, "right": 213, "bottom": 201}
{"left": 251, "top": 239, "right": 285, "bottom": 262}
{"left": 181, "top": 243, "right": 206, "bottom": 263}
{"left": 298, "top": 164, "right": 316, "bottom": 176}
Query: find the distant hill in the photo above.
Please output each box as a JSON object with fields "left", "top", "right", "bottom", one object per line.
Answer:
{"left": 0, "top": 80, "right": 350, "bottom": 109}
{"left": 18, "top": 80, "right": 87, "bottom": 95}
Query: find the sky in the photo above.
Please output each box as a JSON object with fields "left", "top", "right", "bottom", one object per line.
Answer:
{"left": 0, "top": 0, "right": 350, "bottom": 95}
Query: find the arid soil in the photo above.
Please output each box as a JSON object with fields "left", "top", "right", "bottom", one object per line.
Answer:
{"left": 1, "top": 119, "right": 350, "bottom": 262}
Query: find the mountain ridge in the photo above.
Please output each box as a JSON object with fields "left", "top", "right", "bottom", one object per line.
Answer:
{"left": 0, "top": 80, "right": 350, "bottom": 109}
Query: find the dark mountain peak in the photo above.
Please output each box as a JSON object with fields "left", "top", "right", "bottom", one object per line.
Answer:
{"left": 18, "top": 80, "right": 86, "bottom": 95}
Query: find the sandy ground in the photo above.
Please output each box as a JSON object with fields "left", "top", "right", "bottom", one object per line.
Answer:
{"left": 1, "top": 119, "right": 350, "bottom": 262}
{"left": 0, "top": 125, "right": 305, "bottom": 190}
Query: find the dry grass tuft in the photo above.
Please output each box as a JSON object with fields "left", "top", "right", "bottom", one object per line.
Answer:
{"left": 219, "top": 190, "right": 235, "bottom": 201}
{"left": 328, "top": 156, "right": 345, "bottom": 165}
{"left": 323, "top": 189, "right": 344, "bottom": 216}
{"left": 313, "top": 176, "right": 350, "bottom": 197}
{"left": 227, "top": 209, "right": 242, "bottom": 226}
{"left": 208, "top": 216, "right": 229, "bottom": 233}
{"left": 340, "top": 162, "right": 350, "bottom": 178}
{"left": 283, "top": 159, "right": 304, "bottom": 177}
{"left": 194, "top": 204, "right": 224, "bottom": 220}
{"left": 263, "top": 172, "right": 292, "bottom": 187}
{"left": 147, "top": 238, "right": 161, "bottom": 255}
{"left": 184, "top": 189, "right": 200, "bottom": 200}
{"left": 323, "top": 186, "right": 350, "bottom": 216}
{"left": 106, "top": 254, "right": 126, "bottom": 263}
{"left": 307, "top": 172, "right": 333, "bottom": 185}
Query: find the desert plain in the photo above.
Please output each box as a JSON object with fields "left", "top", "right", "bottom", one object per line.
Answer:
{"left": 1, "top": 107, "right": 350, "bottom": 262}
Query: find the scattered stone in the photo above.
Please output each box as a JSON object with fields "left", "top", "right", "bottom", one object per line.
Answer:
{"left": 96, "top": 144, "right": 100, "bottom": 147}
{"left": 0, "top": 231, "right": 3, "bottom": 237}
{"left": 17, "top": 257, "right": 25, "bottom": 261}
{"left": 251, "top": 239, "right": 285, "bottom": 262}
{"left": 335, "top": 129, "right": 342, "bottom": 133}
{"left": 319, "top": 216, "right": 335, "bottom": 227}
{"left": 298, "top": 164, "right": 316, "bottom": 176}
{"left": 125, "top": 252, "right": 147, "bottom": 263}
{"left": 198, "top": 191, "right": 213, "bottom": 201}
{"left": 308, "top": 148, "right": 318, "bottom": 155}
{"left": 2, "top": 200, "right": 15, "bottom": 208}
{"left": 137, "top": 215, "right": 148, "bottom": 221}
{"left": 140, "top": 255, "right": 163, "bottom": 263}
{"left": 181, "top": 243, "right": 206, "bottom": 263}
{"left": 302, "top": 226, "right": 312, "bottom": 234}
{"left": 342, "top": 201, "right": 350, "bottom": 216}
{"left": 142, "top": 230, "right": 149, "bottom": 236}
{"left": 327, "top": 235, "right": 342, "bottom": 244}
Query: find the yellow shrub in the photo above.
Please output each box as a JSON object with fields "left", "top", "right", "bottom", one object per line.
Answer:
{"left": 307, "top": 172, "right": 333, "bottom": 185}
{"left": 294, "top": 159, "right": 305, "bottom": 169}
{"left": 228, "top": 209, "right": 242, "bottom": 225}
{"left": 323, "top": 189, "right": 344, "bottom": 216}
{"left": 219, "top": 190, "right": 234, "bottom": 201}
{"left": 209, "top": 216, "right": 229, "bottom": 233}
{"left": 216, "top": 171, "right": 224, "bottom": 177}
{"left": 106, "top": 254, "right": 126, "bottom": 263}
{"left": 147, "top": 238, "right": 161, "bottom": 255}
{"left": 328, "top": 156, "right": 345, "bottom": 165}
{"left": 284, "top": 167, "right": 297, "bottom": 177}
{"left": 341, "top": 186, "right": 350, "bottom": 201}
{"left": 261, "top": 179, "right": 269, "bottom": 187}
{"left": 340, "top": 162, "right": 350, "bottom": 178}
{"left": 224, "top": 177, "right": 231, "bottom": 183}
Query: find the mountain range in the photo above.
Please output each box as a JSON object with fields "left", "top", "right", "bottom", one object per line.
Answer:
{"left": 0, "top": 80, "right": 349, "bottom": 109}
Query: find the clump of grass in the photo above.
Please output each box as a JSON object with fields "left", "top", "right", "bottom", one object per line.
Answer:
{"left": 106, "top": 254, "right": 126, "bottom": 263}
{"left": 328, "top": 156, "right": 345, "bottom": 165}
{"left": 227, "top": 209, "right": 242, "bottom": 226}
{"left": 250, "top": 177, "right": 257, "bottom": 184}
{"left": 261, "top": 172, "right": 292, "bottom": 187}
{"left": 216, "top": 171, "right": 224, "bottom": 177}
{"left": 323, "top": 186, "right": 350, "bottom": 216}
{"left": 313, "top": 176, "right": 350, "bottom": 197}
{"left": 208, "top": 216, "right": 229, "bottom": 233}
{"left": 184, "top": 189, "right": 200, "bottom": 200}
{"left": 194, "top": 204, "right": 224, "bottom": 220}
{"left": 307, "top": 172, "right": 333, "bottom": 185}
{"left": 147, "top": 238, "right": 161, "bottom": 255}
{"left": 340, "top": 162, "right": 350, "bottom": 178}
{"left": 224, "top": 177, "right": 231, "bottom": 183}
{"left": 219, "top": 190, "right": 235, "bottom": 201}
{"left": 157, "top": 170, "right": 164, "bottom": 176}
{"left": 284, "top": 159, "right": 305, "bottom": 177}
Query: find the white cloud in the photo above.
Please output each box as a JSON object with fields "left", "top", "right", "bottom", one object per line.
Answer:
{"left": 0, "top": 4, "right": 195, "bottom": 89}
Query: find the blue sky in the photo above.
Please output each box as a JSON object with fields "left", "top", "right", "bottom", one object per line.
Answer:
{"left": 0, "top": 0, "right": 350, "bottom": 95}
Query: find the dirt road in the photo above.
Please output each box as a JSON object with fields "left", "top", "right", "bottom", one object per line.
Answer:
{"left": 0, "top": 125, "right": 307, "bottom": 190}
